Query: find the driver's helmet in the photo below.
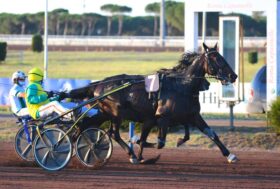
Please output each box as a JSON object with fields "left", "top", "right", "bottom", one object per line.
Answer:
{"left": 12, "top": 71, "right": 26, "bottom": 86}
{"left": 28, "top": 68, "right": 44, "bottom": 82}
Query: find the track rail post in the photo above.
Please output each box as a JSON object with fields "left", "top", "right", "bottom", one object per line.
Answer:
{"left": 129, "top": 122, "right": 135, "bottom": 150}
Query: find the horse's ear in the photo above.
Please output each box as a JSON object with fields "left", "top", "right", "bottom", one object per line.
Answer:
{"left": 214, "top": 42, "right": 218, "bottom": 50}
{"left": 203, "top": 43, "right": 209, "bottom": 52}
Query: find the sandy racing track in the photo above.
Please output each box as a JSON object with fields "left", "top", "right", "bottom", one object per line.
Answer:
{"left": 0, "top": 142, "right": 280, "bottom": 189}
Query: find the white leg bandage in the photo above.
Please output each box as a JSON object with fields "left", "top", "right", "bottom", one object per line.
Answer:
{"left": 38, "top": 101, "right": 98, "bottom": 120}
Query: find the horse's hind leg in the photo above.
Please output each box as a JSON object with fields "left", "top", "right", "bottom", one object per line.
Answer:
{"left": 192, "top": 114, "right": 238, "bottom": 163}
{"left": 156, "top": 116, "right": 170, "bottom": 149}
{"left": 177, "top": 124, "right": 190, "bottom": 147}
{"left": 137, "top": 119, "right": 157, "bottom": 162}
{"left": 110, "top": 119, "right": 138, "bottom": 164}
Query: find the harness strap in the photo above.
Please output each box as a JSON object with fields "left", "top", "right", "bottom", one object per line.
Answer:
{"left": 157, "top": 74, "right": 165, "bottom": 100}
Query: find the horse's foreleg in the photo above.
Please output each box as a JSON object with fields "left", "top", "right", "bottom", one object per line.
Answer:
{"left": 156, "top": 117, "right": 170, "bottom": 149}
{"left": 177, "top": 124, "right": 190, "bottom": 147}
{"left": 192, "top": 114, "right": 238, "bottom": 163}
{"left": 110, "top": 119, "right": 138, "bottom": 164}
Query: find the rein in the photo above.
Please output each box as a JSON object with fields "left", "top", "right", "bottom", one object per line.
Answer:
{"left": 169, "top": 75, "right": 221, "bottom": 80}
{"left": 0, "top": 74, "right": 218, "bottom": 91}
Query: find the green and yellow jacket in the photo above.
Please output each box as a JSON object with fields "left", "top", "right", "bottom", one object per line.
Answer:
{"left": 25, "top": 81, "right": 57, "bottom": 119}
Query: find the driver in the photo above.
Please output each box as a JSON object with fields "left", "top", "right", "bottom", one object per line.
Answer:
{"left": 9, "top": 71, "right": 29, "bottom": 117}
{"left": 25, "top": 67, "right": 98, "bottom": 120}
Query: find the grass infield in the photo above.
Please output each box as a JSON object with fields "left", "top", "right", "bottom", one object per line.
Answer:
{"left": 0, "top": 51, "right": 265, "bottom": 82}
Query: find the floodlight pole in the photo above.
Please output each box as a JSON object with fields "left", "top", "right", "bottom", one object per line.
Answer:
{"left": 202, "top": 12, "right": 207, "bottom": 43}
{"left": 160, "top": 0, "right": 166, "bottom": 47}
{"left": 44, "top": 0, "right": 48, "bottom": 79}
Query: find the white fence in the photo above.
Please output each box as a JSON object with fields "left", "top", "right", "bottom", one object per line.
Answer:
{"left": 0, "top": 35, "right": 266, "bottom": 48}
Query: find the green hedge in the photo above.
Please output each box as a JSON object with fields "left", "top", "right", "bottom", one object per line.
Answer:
{"left": 0, "top": 42, "right": 7, "bottom": 62}
{"left": 268, "top": 97, "right": 280, "bottom": 135}
{"left": 31, "top": 34, "right": 43, "bottom": 53}
{"left": 248, "top": 51, "right": 258, "bottom": 64}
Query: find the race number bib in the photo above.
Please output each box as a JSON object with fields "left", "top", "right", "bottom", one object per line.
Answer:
{"left": 145, "top": 74, "right": 159, "bottom": 92}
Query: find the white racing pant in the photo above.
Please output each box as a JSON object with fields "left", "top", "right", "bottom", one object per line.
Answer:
{"left": 15, "top": 108, "right": 30, "bottom": 117}
{"left": 38, "top": 101, "right": 98, "bottom": 120}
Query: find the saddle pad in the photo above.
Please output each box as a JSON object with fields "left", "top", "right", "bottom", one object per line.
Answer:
{"left": 145, "top": 74, "right": 159, "bottom": 92}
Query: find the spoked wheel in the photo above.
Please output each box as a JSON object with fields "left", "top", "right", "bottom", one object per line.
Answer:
{"left": 75, "top": 128, "right": 113, "bottom": 168}
{"left": 33, "top": 128, "right": 72, "bottom": 171}
{"left": 14, "top": 125, "right": 37, "bottom": 162}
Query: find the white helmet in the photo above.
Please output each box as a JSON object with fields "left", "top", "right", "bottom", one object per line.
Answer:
{"left": 12, "top": 71, "right": 26, "bottom": 86}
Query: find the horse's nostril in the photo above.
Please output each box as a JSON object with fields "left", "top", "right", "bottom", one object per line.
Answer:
{"left": 229, "top": 74, "right": 237, "bottom": 81}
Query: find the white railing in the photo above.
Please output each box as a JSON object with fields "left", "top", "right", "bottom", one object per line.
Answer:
{"left": 0, "top": 35, "right": 266, "bottom": 48}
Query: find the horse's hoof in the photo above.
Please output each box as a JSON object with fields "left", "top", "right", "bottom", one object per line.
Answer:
{"left": 129, "top": 158, "right": 139, "bottom": 164}
{"left": 157, "top": 142, "right": 165, "bottom": 149}
{"left": 176, "top": 138, "right": 186, "bottom": 147}
{"left": 139, "top": 155, "right": 161, "bottom": 164}
{"left": 227, "top": 153, "right": 238, "bottom": 163}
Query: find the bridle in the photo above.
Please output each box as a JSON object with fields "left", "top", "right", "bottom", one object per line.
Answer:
{"left": 204, "top": 49, "right": 229, "bottom": 82}
{"left": 204, "top": 50, "right": 218, "bottom": 75}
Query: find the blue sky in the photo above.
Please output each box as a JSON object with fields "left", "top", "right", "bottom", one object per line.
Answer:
{"left": 0, "top": 0, "right": 184, "bottom": 16}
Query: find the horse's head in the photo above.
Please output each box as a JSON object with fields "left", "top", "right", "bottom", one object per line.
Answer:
{"left": 203, "top": 43, "right": 237, "bottom": 85}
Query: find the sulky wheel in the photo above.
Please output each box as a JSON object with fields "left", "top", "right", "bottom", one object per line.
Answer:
{"left": 75, "top": 128, "right": 113, "bottom": 168}
{"left": 14, "top": 125, "right": 37, "bottom": 162}
{"left": 33, "top": 128, "right": 72, "bottom": 171}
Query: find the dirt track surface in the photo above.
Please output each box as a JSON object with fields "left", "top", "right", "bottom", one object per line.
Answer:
{"left": 0, "top": 142, "right": 280, "bottom": 189}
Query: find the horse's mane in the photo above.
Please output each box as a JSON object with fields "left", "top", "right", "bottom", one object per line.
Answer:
{"left": 157, "top": 52, "right": 201, "bottom": 76}
{"left": 156, "top": 51, "right": 209, "bottom": 94}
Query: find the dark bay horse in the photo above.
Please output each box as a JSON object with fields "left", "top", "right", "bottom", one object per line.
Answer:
{"left": 67, "top": 43, "right": 238, "bottom": 164}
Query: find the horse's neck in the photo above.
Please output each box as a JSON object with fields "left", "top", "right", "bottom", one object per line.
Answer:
{"left": 186, "top": 55, "right": 206, "bottom": 80}
{"left": 184, "top": 55, "right": 207, "bottom": 92}
{"left": 69, "top": 85, "right": 93, "bottom": 99}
